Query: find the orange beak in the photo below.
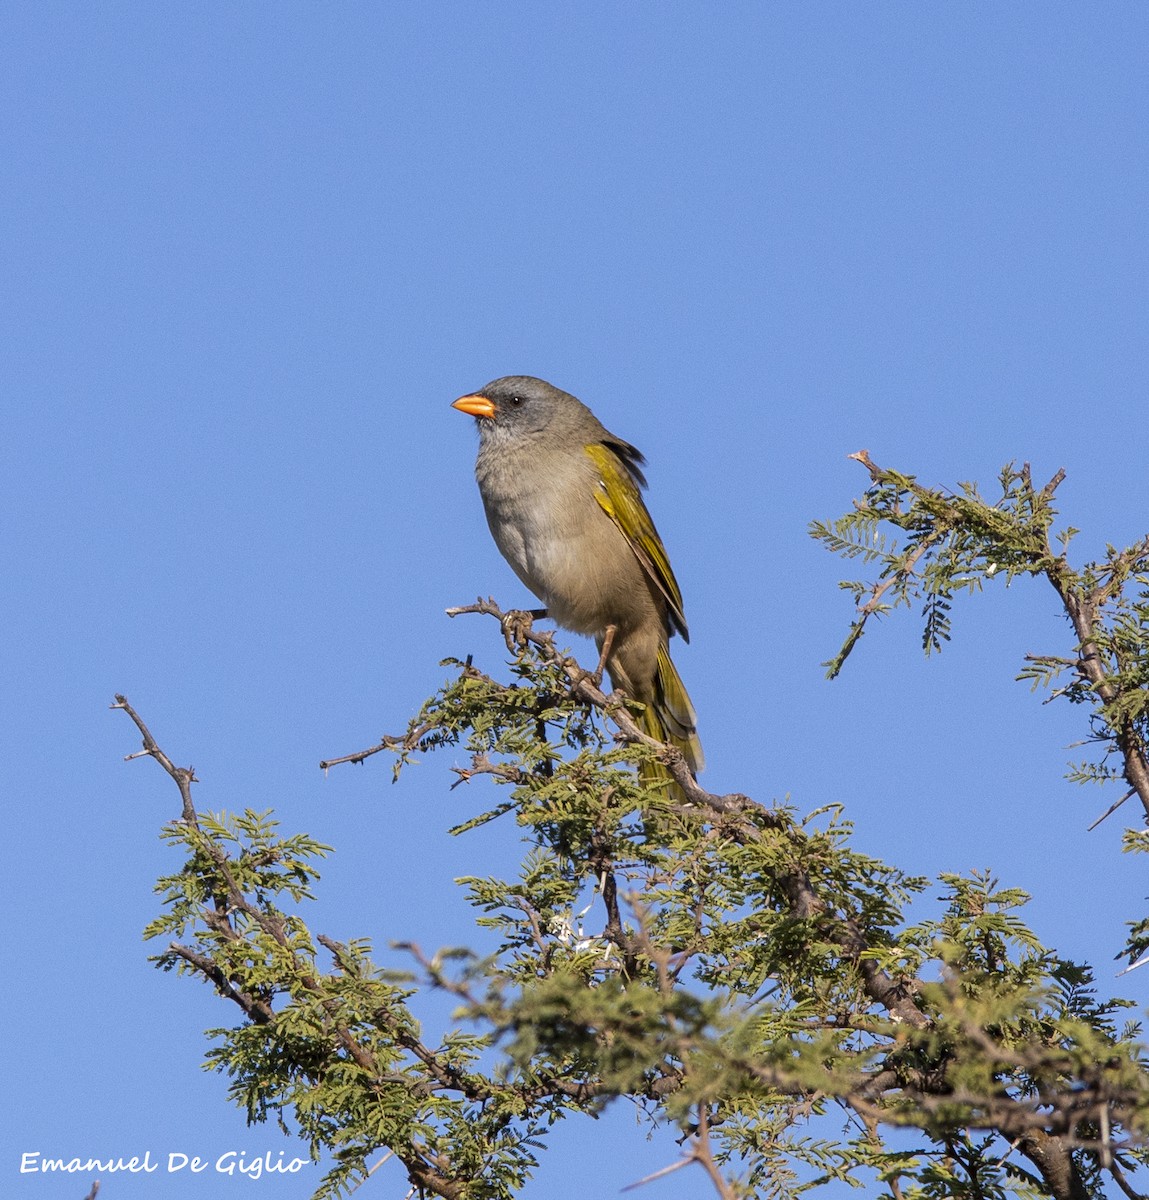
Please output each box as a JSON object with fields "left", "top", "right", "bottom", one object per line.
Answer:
{"left": 452, "top": 393, "right": 497, "bottom": 420}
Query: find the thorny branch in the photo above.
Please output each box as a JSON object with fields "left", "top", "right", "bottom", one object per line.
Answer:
{"left": 115, "top": 692, "right": 688, "bottom": 1197}
{"left": 320, "top": 603, "right": 1133, "bottom": 1199}
{"left": 1044, "top": 550, "right": 1149, "bottom": 821}
{"left": 418, "top": 600, "right": 929, "bottom": 1030}
{"left": 843, "top": 454, "right": 1149, "bottom": 820}
{"left": 117, "top": 569, "right": 1148, "bottom": 1200}
{"left": 115, "top": 696, "right": 483, "bottom": 1199}
{"left": 319, "top": 721, "right": 437, "bottom": 770}
{"left": 113, "top": 694, "right": 199, "bottom": 825}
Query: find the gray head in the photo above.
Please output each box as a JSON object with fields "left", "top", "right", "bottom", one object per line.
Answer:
{"left": 451, "top": 375, "right": 648, "bottom": 483}
{"left": 451, "top": 376, "right": 596, "bottom": 436}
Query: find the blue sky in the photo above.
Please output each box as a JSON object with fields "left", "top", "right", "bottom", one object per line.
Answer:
{"left": 5, "top": 4, "right": 1148, "bottom": 1198}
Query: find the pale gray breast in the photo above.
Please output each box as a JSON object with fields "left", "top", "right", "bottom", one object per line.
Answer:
{"left": 474, "top": 436, "right": 645, "bottom": 634}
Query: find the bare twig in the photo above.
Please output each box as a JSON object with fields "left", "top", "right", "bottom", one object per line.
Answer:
{"left": 346, "top": 1150, "right": 396, "bottom": 1195}
{"left": 1088, "top": 788, "right": 1135, "bottom": 832}
{"left": 621, "top": 1109, "right": 740, "bottom": 1199}
{"left": 621, "top": 1155, "right": 694, "bottom": 1191}
{"left": 1110, "top": 1153, "right": 1149, "bottom": 1200}
{"left": 320, "top": 720, "right": 438, "bottom": 771}
{"left": 111, "top": 695, "right": 198, "bottom": 825}
{"left": 1038, "top": 467, "right": 1068, "bottom": 502}
{"left": 689, "top": 1107, "right": 739, "bottom": 1200}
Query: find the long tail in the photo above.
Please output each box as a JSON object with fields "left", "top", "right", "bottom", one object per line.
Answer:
{"left": 641, "top": 643, "right": 704, "bottom": 777}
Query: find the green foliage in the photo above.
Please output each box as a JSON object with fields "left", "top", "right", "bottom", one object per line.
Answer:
{"left": 810, "top": 461, "right": 1071, "bottom": 680}
{"left": 127, "top": 459, "right": 1149, "bottom": 1200}
{"left": 813, "top": 455, "right": 1149, "bottom": 967}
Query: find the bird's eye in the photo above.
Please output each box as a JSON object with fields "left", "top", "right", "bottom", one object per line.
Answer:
{"left": 509, "top": 395, "right": 523, "bottom": 407}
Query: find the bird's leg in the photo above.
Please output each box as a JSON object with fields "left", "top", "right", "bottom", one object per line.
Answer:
{"left": 501, "top": 607, "right": 548, "bottom": 653}
{"left": 592, "top": 624, "right": 618, "bottom": 688}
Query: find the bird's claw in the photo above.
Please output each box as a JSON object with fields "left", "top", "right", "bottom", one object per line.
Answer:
{"left": 500, "top": 608, "right": 546, "bottom": 653}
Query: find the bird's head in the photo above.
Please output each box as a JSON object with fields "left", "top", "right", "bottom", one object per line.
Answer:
{"left": 452, "top": 376, "right": 596, "bottom": 443}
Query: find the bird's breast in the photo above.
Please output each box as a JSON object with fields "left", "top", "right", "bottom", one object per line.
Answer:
{"left": 474, "top": 440, "right": 651, "bottom": 637}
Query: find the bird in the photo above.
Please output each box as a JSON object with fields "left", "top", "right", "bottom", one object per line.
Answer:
{"left": 452, "top": 375, "right": 703, "bottom": 780}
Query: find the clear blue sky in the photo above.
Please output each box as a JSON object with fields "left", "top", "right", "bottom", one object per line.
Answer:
{"left": 4, "top": 4, "right": 1147, "bottom": 1198}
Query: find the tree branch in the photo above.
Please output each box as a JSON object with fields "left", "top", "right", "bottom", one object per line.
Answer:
{"left": 111, "top": 695, "right": 198, "bottom": 825}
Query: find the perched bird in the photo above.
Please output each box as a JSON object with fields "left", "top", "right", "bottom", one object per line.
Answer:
{"left": 452, "top": 375, "right": 703, "bottom": 778}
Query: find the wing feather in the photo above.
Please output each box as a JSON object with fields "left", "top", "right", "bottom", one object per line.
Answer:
{"left": 585, "top": 441, "right": 689, "bottom": 642}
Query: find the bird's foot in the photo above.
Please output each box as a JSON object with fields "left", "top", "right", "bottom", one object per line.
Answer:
{"left": 500, "top": 607, "right": 548, "bottom": 653}
{"left": 590, "top": 624, "right": 618, "bottom": 689}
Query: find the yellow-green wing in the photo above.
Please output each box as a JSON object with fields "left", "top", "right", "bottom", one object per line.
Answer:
{"left": 585, "top": 441, "right": 689, "bottom": 641}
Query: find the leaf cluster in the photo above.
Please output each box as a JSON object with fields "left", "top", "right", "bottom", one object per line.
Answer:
{"left": 814, "top": 455, "right": 1149, "bottom": 966}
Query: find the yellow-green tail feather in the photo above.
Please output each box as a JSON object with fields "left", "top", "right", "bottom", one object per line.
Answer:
{"left": 636, "top": 645, "right": 703, "bottom": 789}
